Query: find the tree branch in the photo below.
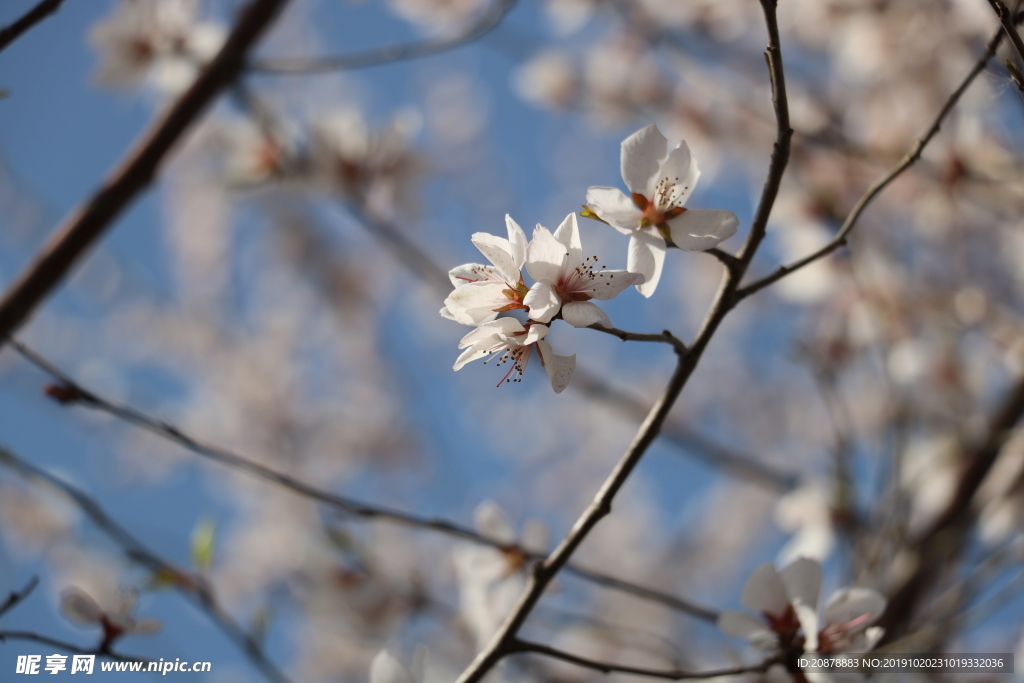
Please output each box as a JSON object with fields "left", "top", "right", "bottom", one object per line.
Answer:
{"left": 0, "top": 0, "right": 292, "bottom": 348}
{"left": 0, "top": 631, "right": 140, "bottom": 661}
{"left": 251, "top": 0, "right": 515, "bottom": 74}
{"left": 3, "top": 336, "right": 719, "bottom": 623}
{"left": 512, "top": 640, "right": 776, "bottom": 680}
{"left": 0, "top": 0, "right": 66, "bottom": 54}
{"left": 986, "top": 0, "right": 1024, "bottom": 66}
{"left": 588, "top": 324, "right": 687, "bottom": 355}
{"left": 735, "top": 27, "right": 1004, "bottom": 302}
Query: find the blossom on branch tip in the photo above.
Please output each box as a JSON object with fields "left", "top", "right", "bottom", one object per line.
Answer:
{"left": 524, "top": 213, "right": 644, "bottom": 327}
{"left": 585, "top": 124, "right": 739, "bottom": 296}
{"left": 442, "top": 216, "right": 529, "bottom": 325}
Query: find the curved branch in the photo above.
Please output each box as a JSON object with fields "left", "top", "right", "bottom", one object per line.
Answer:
{"left": 0, "top": 0, "right": 293, "bottom": 348}
{"left": 3, "top": 337, "right": 718, "bottom": 623}
{"left": 251, "top": 0, "right": 516, "bottom": 74}
{"left": 588, "top": 324, "right": 687, "bottom": 355}
{"left": 0, "top": 577, "right": 39, "bottom": 619}
{"left": 735, "top": 27, "right": 1004, "bottom": 302}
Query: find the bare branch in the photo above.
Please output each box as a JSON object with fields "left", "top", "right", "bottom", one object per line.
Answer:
{"left": 0, "top": 577, "right": 39, "bottom": 619}
{"left": 0, "top": 447, "right": 292, "bottom": 683}
{"left": 736, "top": 27, "right": 1005, "bottom": 302}
{"left": 3, "top": 337, "right": 719, "bottom": 623}
{"left": 0, "top": 0, "right": 66, "bottom": 54}
{"left": 0, "top": 0, "right": 293, "bottom": 348}
{"left": 588, "top": 324, "right": 687, "bottom": 355}
{"left": 251, "top": 0, "right": 515, "bottom": 74}
{"left": 512, "top": 640, "right": 776, "bottom": 680}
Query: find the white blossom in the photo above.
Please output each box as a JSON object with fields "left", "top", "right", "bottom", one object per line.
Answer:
{"left": 442, "top": 216, "right": 529, "bottom": 326}
{"left": 453, "top": 318, "right": 575, "bottom": 393}
{"left": 524, "top": 213, "right": 644, "bottom": 327}
{"left": 89, "top": 0, "right": 225, "bottom": 94}
{"left": 60, "top": 586, "right": 160, "bottom": 645}
{"left": 370, "top": 648, "right": 426, "bottom": 683}
{"left": 586, "top": 124, "right": 738, "bottom": 296}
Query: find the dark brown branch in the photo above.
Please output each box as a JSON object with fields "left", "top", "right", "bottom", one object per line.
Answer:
{"left": 987, "top": 0, "right": 1024, "bottom": 67}
{"left": 512, "top": 640, "right": 776, "bottom": 680}
{"left": 0, "top": 0, "right": 66, "bottom": 54}
{"left": 3, "top": 337, "right": 719, "bottom": 623}
{"left": 588, "top": 324, "right": 687, "bottom": 355}
{"left": 0, "top": 447, "right": 291, "bottom": 683}
{"left": 454, "top": 3, "right": 792, "bottom": 680}
{"left": 0, "top": 577, "right": 39, "bottom": 619}
{"left": 736, "top": 27, "right": 1004, "bottom": 302}
{"left": 0, "top": 0, "right": 292, "bottom": 348}
{"left": 251, "top": 0, "right": 515, "bottom": 74}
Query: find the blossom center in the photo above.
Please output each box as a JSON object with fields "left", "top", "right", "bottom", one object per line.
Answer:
{"left": 555, "top": 255, "right": 605, "bottom": 302}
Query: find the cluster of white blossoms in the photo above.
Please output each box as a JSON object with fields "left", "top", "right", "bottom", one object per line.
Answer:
{"left": 60, "top": 586, "right": 161, "bottom": 648}
{"left": 442, "top": 124, "right": 738, "bottom": 391}
{"left": 89, "top": 0, "right": 226, "bottom": 94}
{"left": 718, "top": 558, "right": 887, "bottom": 682}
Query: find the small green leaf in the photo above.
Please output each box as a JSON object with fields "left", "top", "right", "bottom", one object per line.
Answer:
{"left": 191, "top": 518, "right": 217, "bottom": 572}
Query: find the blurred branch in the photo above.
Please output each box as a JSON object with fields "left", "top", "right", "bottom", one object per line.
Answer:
{"left": 0, "top": 0, "right": 66, "bottom": 54}
{"left": 0, "top": 577, "right": 39, "bottom": 619}
{"left": 0, "top": 446, "right": 292, "bottom": 683}
{"left": 455, "top": 3, "right": 792, "bottom": 680}
{"left": 0, "top": 631, "right": 140, "bottom": 661}
{"left": 3, "top": 337, "right": 719, "bottom": 623}
{"left": 880, "top": 373, "right": 1024, "bottom": 641}
{"left": 735, "top": 27, "right": 1005, "bottom": 302}
{"left": 512, "top": 640, "right": 776, "bottom": 680}
{"left": 0, "top": 0, "right": 292, "bottom": 348}
{"left": 251, "top": 0, "right": 516, "bottom": 74}
{"left": 589, "top": 324, "right": 687, "bottom": 355}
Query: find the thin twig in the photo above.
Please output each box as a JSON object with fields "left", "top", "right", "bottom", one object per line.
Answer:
{"left": 512, "top": 640, "right": 777, "bottom": 680}
{"left": 3, "top": 337, "right": 718, "bottom": 623}
{"left": 589, "top": 324, "right": 687, "bottom": 355}
{"left": 0, "top": 577, "right": 39, "bottom": 619}
{"left": 0, "top": 631, "right": 139, "bottom": 661}
{"left": 0, "top": 0, "right": 292, "bottom": 347}
{"left": 735, "top": 27, "right": 1005, "bottom": 302}
{"left": 0, "top": 0, "right": 66, "bottom": 54}
{"left": 251, "top": 0, "right": 515, "bottom": 74}
{"left": 454, "top": 3, "right": 792, "bottom": 680}
{"left": 0, "top": 447, "right": 292, "bottom": 683}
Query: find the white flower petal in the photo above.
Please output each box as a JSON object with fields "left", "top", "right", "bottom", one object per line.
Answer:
{"left": 60, "top": 588, "right": 104, "bottom": 626}
{"left": 526, "top": 225, "right": 569, "bottom": 285}
{"left": 740, "top": 563, "right": 789, "bottom": 616}
{"left": 586, "top": 187, "right": 641, "bottom": 235}
{"left": 655, "top": 141, "right": 700, "bottom": 209}
{"left": 474, "top": 501, "right": 516, "bottom": 542}
{"left": 552, "top": 213, "right": 583, "bottom": 267}
{"left": 454, "top": 346, "right": 488, "bottom": 371}
{"left": 562, "top": 301, "right": 611, "bottom": 328}
{"left": 371, "top": 650, "right": 417, "bottom": 683}
{"left": 794, "top": 600, "right": 820, "bottom": 652}
{"left": 627, "top": 230, "right": 666, "bottom": 298}
{"left": 448, "top": 263, "right": 501, "bottom": 286}
{"left": 584, "top": 269, "right": 645, "bottom": 300}
{"left": 505, "top": 215, "right": 528, "bottom": 268}
{"left": 472, "top": 232, "right": 520, "bottom": 283}
{"left": 524, "top": 282, "right": 561, "bottom": 323}
{"left": 444, "top": 282, "right": 510, "bottom": 326}
{"left": 621, "top": 124, "right": 669, "bottom": 196}
{"left": 458, "top": 318, "right": 522, "bottom": 349}
{"left": 537, "top": 339, "right": 575, "bottom": 394}
{"left": 522, "top": 323, "right": 550, "bottom": 345}
{"left": 666, "top": 209, "right": 739, "bottom": 251}
{"left": 779, "top": 557, "right": 822, "bottom": 612}
{"left": 717, "top": 610, "right": 778, "bottom": 649}
{"left": 520, "top": 520, "right": 549, "bottom": 553}
{"left": 130, "top": 618, "right": 162, "bottom": 635}
{"left": 823, "top": 587, "right": 886, "bottom": 629}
